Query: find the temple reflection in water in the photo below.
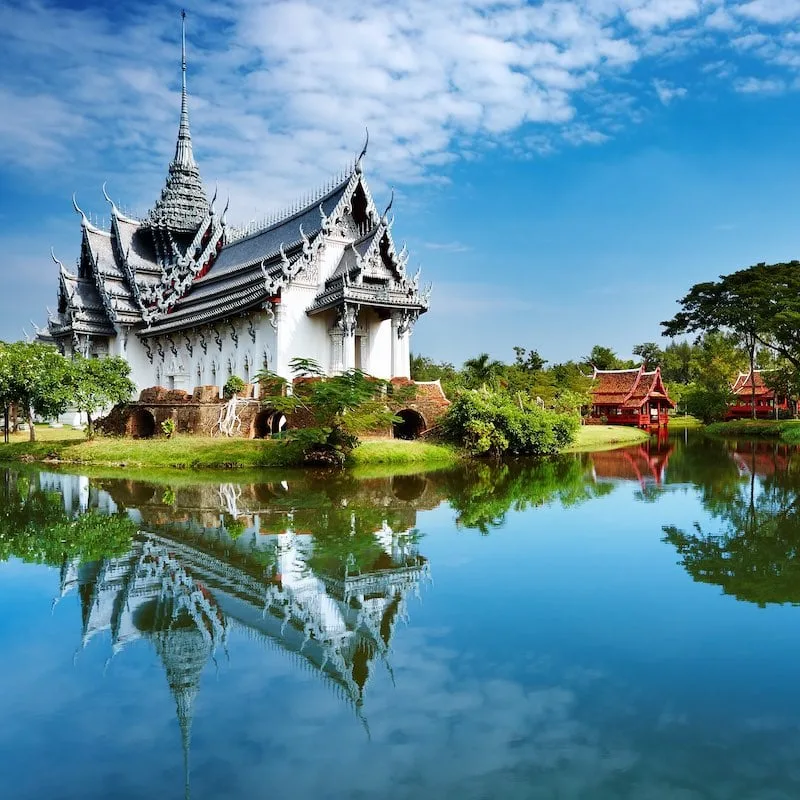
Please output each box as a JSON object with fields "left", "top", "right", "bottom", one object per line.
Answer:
{"left": 43, "top": 472, "right": 432, "bottom": 796}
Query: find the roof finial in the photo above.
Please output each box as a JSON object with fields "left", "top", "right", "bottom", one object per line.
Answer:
{"left": 381, "top": 188, "right": 394, "bottom": 223}
{"left": 355, "top": 128, "right": 369, "bottom": 175}
{"left": 72, "top": 193, "right": 88, "bottom": 227}
{"left": 174, "top": 10, "right": 195, "bottom": 169}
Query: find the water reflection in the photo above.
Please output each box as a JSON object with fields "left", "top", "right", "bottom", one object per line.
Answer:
{"left": 7, "top": 436, "right": 800, "bottom": 796}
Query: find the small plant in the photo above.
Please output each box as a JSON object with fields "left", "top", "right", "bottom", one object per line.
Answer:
{"left": 224, "top": 375, "right": 246, "bottom": 399}
{"left": 161, "top": 418, "right": 176, "bottom": 438}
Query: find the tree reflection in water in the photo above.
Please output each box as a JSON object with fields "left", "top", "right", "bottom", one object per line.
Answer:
{"left": 662, "top": 438, "right": 800, "bottom": 606}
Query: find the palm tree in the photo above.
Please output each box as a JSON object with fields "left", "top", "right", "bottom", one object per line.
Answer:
{"left": 463, "top": 353, "right": 503, "bottom": 388}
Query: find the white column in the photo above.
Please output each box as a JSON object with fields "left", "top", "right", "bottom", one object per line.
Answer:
{"left": 391, "top": 312, "right": 402, "bottom": 378}
{"left": 330, "top": 329, "right": 344, "bottom": 374}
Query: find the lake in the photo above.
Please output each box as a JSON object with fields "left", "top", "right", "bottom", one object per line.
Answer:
{"left": 3, "top": 432, "right": 800, "bottom": 799}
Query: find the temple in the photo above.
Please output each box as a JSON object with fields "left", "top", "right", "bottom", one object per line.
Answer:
{"left": 588, "top": 365, "right": 674, "bottom": 428}
{"left": 726, "top": 369, "right": 793, "bottom": 420}
{"left": 39, "top": 14, "right": 429, "bottom": 395}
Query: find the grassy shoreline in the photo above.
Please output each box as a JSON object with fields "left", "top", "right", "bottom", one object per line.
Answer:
{"left": 0, "top": 428, "right": 459, "bottom": 471}
{"left": 562, "top": 425, "right": 650, "bottom": 453}
{"left": 705, "top": 419, "right": 800, "bottom": 443}
{"left": 0, "top": 420, "right": 670, "bottom": 474}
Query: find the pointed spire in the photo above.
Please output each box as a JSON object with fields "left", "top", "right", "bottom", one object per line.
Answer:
{"left": 175, "top": 10, "right": 195, "bottom": 170}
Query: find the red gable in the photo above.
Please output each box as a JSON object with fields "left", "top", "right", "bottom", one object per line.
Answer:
{"left": 731, "top": 369, "right": 774, "bottom": 399}
{"left": 591, "top": 365, "right": 674, "bottom": 410}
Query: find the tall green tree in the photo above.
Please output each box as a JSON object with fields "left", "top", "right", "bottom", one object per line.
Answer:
{"left": 70, "top": 356, "right": 135, "bottom": 438}
{"left": 584, "top": 345, "right": 627, "bottom": 371}
{"left": 632, "top": 342, "right": 664, "bottom": 369}
{"left": 0, "top": 342, "right": 72, "bottom": 441}
{"left": 462, "top": 353, "right": 504, "bottom": 388}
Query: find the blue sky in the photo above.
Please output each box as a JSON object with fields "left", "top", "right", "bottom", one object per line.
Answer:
{"left": 2, "top": 0, "right": 800, "bottom": 366}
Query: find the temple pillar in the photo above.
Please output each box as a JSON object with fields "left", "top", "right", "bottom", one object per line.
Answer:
{"left": 391, "top": 313, "right": 402, "bottom": 378}
{"left": 343, "top": 331, "right": 356, "bottom": 372}
{"left": 329, "top": 329, "right": 344, "bottom": 374}
{"left": 340, "top": 304, "right": 358, "bottom": 373}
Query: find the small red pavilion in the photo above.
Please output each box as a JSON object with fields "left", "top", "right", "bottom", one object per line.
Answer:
{"left": 726, "top": 369, "right": 792, "bottom": 420}
{"left": 589, "top": 366, "right": 674, "bottom": 428}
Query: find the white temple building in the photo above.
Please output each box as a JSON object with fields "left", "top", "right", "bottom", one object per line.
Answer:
{"left": 40, "top": 14, "right": 430, "bottom": 396}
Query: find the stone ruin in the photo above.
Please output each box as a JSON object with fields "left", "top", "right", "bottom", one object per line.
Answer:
{"left": 97, "top": 379, "right": 450, "bottom": 440}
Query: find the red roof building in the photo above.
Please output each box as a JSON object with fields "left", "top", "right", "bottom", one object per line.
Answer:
{"left": 726, "top": 369, "right": 792, "bottom": 420}
{"left": 589, "top": 365, "right": 674, "bottom": 428}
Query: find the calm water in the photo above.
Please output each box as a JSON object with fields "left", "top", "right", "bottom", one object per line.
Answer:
{"left": 3, "top": 433, "right": 800, "bottom": 799}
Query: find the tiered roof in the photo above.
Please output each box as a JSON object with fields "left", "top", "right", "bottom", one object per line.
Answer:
{"left": 43, "top": 15, "right": 429, "bottom": 348}
{"left": 591, "top": 365, "right": 674, "bottom": 409}
{"left": 731, "top": 369, "right": 774, "bottom": 398}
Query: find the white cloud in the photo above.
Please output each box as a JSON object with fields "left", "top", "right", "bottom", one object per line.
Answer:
{"left": 653, "top": 78, "right": 689, "bottom": 103}
{"left": 737, "top": 0, "right": 800, "bottom": 23}
{"left": 0, "top": 0, "right": 800, "bottom": 229}
{"left": 733, "top": 75, "right": 787, "bottom": 92}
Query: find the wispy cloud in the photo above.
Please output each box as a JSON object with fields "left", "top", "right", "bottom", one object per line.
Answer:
{"left": 423, "top": 241, "right": 472, "bottom": 253}
{"left": 2, "top": 0, "right": 800, "bottom": 226}
{"left": 653, "top": 79, "right": 688, "bottom": 105}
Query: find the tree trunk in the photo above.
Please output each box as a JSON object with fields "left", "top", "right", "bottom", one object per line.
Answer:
{"left": 27, "top": 406, "right": 35, "bottom": 442}
{"left": 86, "top": 412, "right": 93, "bottom": 439}
{"left": 2, "top": 405, "right": 8, "bottom": 444}
{"left": 749, "top": 340, "right": 757, "bottom": 420}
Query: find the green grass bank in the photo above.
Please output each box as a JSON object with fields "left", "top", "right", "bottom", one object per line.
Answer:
{"left": 0, "top": 429, "right": 460, "bottom": 471}
{"left": 561, "top": 425, "right": 650, "bottom": 453}
{"left": 705, "top": 419, "right": 800, "bottom": 443}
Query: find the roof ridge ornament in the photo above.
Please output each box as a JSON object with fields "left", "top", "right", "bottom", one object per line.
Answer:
{"left": 355, "top": 128, "right": 369, "bottom": 175}
{"left": 101, "top": 182, "right": 119, "bottom": 216}
{"left": 72, "top": 193, "right": 88, "bottom": 227}
{"left": 381, "top": 188, "right": 394, "bottom": 224}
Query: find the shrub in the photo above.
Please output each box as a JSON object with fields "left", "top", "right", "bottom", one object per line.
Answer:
{"left": 442, "top": 388, "right": 579, "bottom": 457}
{"left": 160, "top": 418, "right": 176, "bottom": 438}
{"left": 223, "top": 375, "right": 246, "bottom": 399}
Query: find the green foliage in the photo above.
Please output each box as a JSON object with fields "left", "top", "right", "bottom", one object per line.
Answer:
{"left": 69, "top": 356, "right": 135, "bottom": 437}
{"left": 462, "top": 353, "right": 504, "bottom": 389}
{"left": 443, "top": 388, "right": 579, "bottom": 457}
{"left": 513, "top": 347, "right": 547, "bottom": 372}
{"left": 681, "top": 383, "right": 733, "bottom": 424}
{"left": 632, "top": 342, "right": 664, "bottom": 369}
{"left": 0, "top": 475, "right": 135, "bottom": 565}
{"left": 584, "top": 345, "right": 633, "bottom": 371}
{"left": 160, "top": 418, "right": 176, "bottom": 438}
{"left": 0, "top": 341, "right": 73, "bottom": 441}
{"left": 223, "top": 375, "right": 246, "bottom": 399}
{"left": 257, "top": 358, "right": 404, "bottom": 466}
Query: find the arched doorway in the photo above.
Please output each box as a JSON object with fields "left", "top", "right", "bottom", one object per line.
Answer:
{"left": 252, "top": 409, "right": 289, "bottom": 439}
{"left": 128, "top": 408, "right": 156, "bottom": 439}
{"left": 393, "top": 409, "right": 426, "bottom": 440}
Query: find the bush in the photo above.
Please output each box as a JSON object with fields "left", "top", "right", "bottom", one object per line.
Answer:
{"left": 682, "top": 384, "right": 732, "bottom": 424}
{"left": 160, "top": 418, "right": 176, "bottom": 439}
{"left": 442, "top": 388, "right": 579, "bottom": 457}
{"left": 223, "top": 375, "right": 246, "bottom": 399}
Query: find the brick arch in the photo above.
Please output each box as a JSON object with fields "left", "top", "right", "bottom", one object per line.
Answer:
{"left": 127, "top": 408, "right": 156, "bottom": 439}
{"left": 393, "top": 408, "right": 427, "bottom": 440}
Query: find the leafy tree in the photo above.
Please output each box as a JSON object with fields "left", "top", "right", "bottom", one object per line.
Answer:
{"left": 257, "top": 358, "right": 405, "bottom": 466}
{"left": 69, "top": 356, "right": 135, "bottom": 438}
{"left": 0, "top": 342, "right": 72, "bottom": 441}
{"left": 223, "top": 375, "right": 246, "bottom": 399}
{"left": 584, "top": 345, "right": 629, "bottom": 371}
{"left": 632, "top": 342, "right": 664, "bottom": 369}
{"left": 663, "top": 266, "right": 789, "bottom": 418}
{"left": 462, "top": 353, "right": 504, "bottom": 388}
{"left": 661, "top": 340, "right": 694, "bottom": 384}
{"left": 512, "top": 347, "right": 547, "bottom": 373}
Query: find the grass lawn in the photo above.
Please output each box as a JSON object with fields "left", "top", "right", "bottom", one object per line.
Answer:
{"left": 668, "top": 415, "right": 703, "bottom": 429}
{"left": 0, "top": 430, "right": 460, "bottom": 471}
{"left": 562, "top": 425, "right": 650, "bottom": 453}
{"left": 705, "top": 419, "right": 800, "bottom": 443}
